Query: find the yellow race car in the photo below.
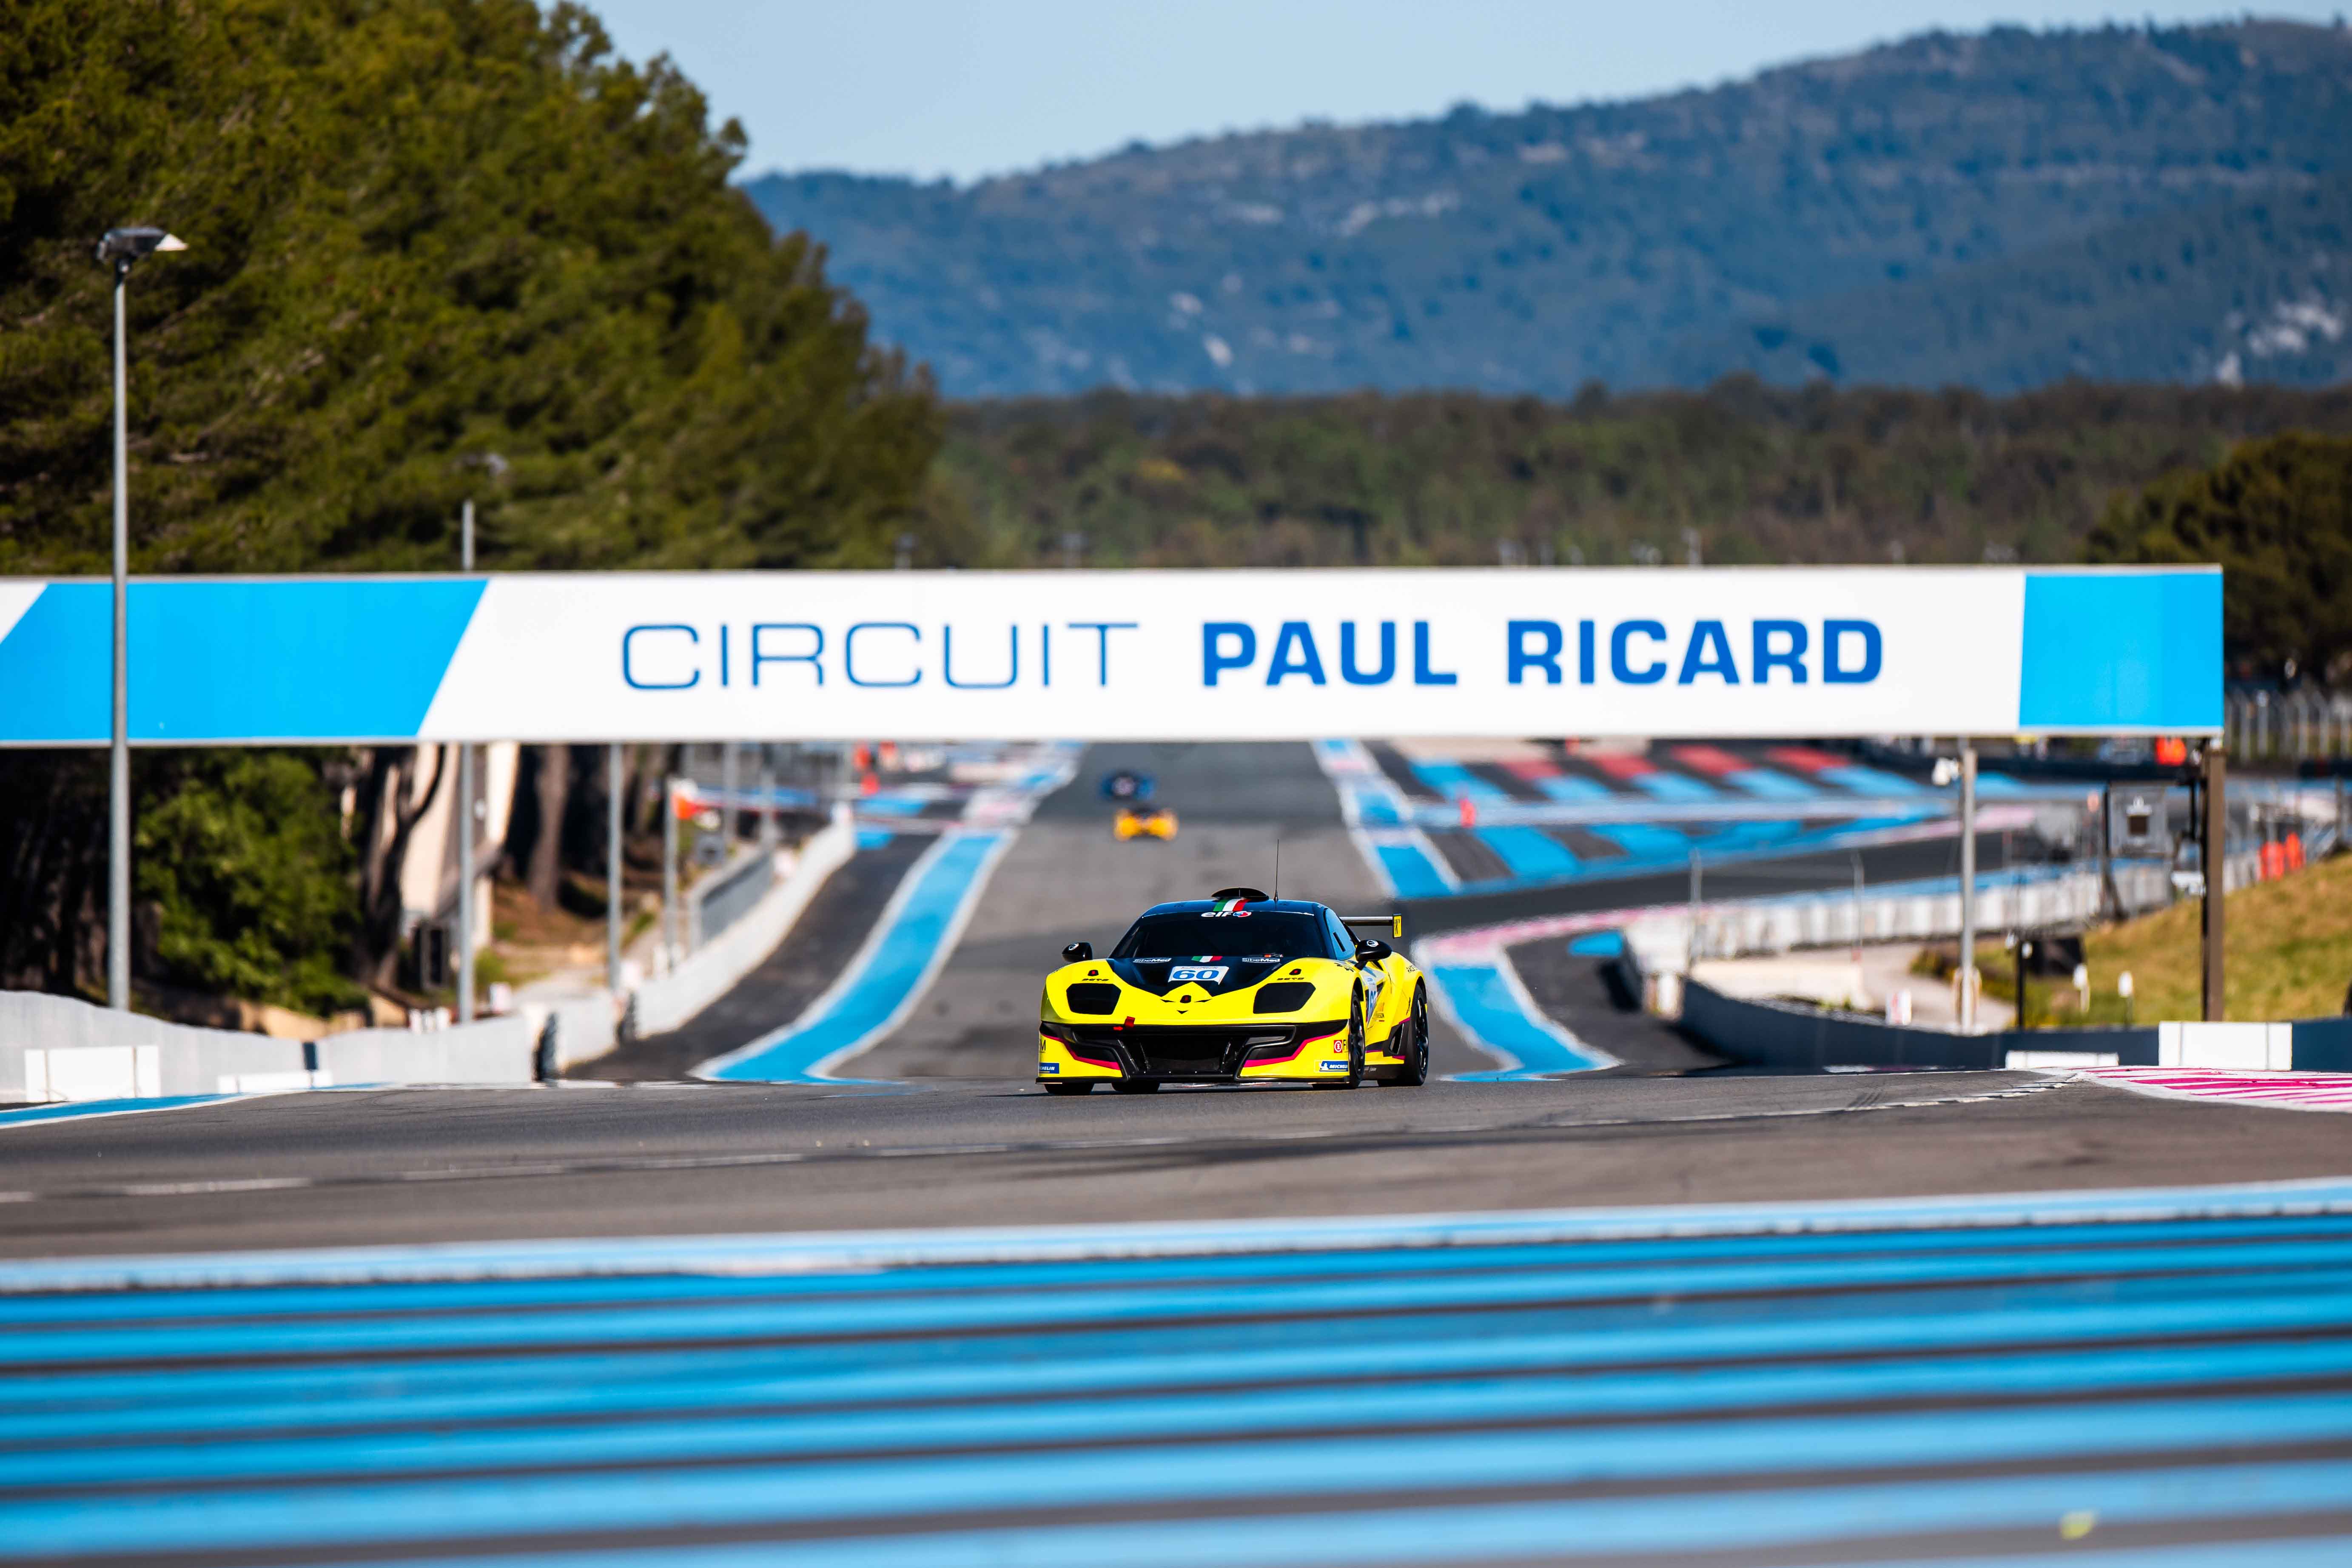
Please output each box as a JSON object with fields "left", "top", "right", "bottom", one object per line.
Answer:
{"left": 1038, "top": 887, "right": 1429, "bottom": 1094}
{"left": 1113, "top": 806, "right": 1179, "bottom": 840}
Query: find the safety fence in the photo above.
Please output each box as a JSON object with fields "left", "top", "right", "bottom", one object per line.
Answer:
{"left": 1683, "top": 861, "right": 2175, "bottom": 963}
{"left": 2228, "top": 688, "right": 2352, "bottom": 762}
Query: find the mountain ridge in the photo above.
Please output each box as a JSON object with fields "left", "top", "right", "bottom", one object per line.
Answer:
{"left": 744, "top": 20, "right": 2352, "bottom": 397}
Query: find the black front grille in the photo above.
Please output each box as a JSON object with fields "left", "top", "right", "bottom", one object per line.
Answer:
{"left": 1067, "top": 1025, "right": 1302, "bottom": 1078}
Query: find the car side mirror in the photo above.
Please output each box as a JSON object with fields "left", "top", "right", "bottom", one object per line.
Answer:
{"left": 1062, "top": 942, "right": 1093, "bottom": 963}
{"left": 1353, "top": 937, "right": 1390, "bottom": 962}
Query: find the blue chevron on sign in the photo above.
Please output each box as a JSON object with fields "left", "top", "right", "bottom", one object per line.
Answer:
{"left": 0, "top": 578, "right": 485, "bottom": 743}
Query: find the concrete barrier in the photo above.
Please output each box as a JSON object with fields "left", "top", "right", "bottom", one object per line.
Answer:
{"left": 1681, "top": 979, "right": 2352, "bottom": 1075}
{"left": 1679, "top": 980, "right": 2031, "bottom": 1072}
{"left": 312, "top": 1016, "right": 538, "bottom": 1086}
{"left": 629, "top": 804, "right": 856, "bottom": 1039}
{"left": 1, "top": 990, "right": 541, "bottom": 1101}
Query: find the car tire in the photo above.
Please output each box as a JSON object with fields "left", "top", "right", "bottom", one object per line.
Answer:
{"left": 1384, "top": 985, "right": 1431, "bottom": 1087}
{"left": 1041, "top": 1082, "right": 1094, "bottom": 1096}
{"left": 1318, "top": 994, "right": 1366, "bottom": 1089}
{"left": 1111, "top": 1080, "right": 1161, "bottom": 1094}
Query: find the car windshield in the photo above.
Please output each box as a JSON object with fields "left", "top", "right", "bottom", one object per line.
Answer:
{"left": 1111, "top": 911, "right": 1330, "bottom": 961}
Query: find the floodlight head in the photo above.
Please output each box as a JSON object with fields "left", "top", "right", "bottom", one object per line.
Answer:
{"left": 94, "top": 227, "right": 187, "bottom": 270}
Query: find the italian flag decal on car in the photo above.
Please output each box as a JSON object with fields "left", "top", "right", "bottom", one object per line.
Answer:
{"left": 1213, "top": 896, "right": 1248, "bottom": 914}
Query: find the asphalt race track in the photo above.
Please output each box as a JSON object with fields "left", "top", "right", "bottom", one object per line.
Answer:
{"left": 12, "top": 1063, "right": 2352, "bottom": 1258}
{"left": 6, "top": 741, "right": 2348, "bottom": 1256}
{"left": 11, "top": 741, "right": 2352, "bottom": 1566}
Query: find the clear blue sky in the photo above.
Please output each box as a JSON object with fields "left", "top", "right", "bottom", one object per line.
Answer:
{"left": 579, "top": 3, "right": 2351, "bottom": 183}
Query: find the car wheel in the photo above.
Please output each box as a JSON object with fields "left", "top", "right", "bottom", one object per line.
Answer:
{"left": 1386, "top": 985, "right": 1431, "bottom": 1087}
{"left": 1318, "top": 993, "right": 1366, "bottom": 1089}
{"left": 1042, "top": 1082, "right": 1094, "bottom": 1096}
{"left": 1111, "top": 1080, "right": 1161, "bottom": 1094}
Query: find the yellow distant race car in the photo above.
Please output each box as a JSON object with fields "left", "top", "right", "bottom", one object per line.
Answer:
{"left": 1038, "top": 887, "right": 1430, "bottom": 1094}
{"left": 1113, "top": 806, "right": 1179, "bottom": 840}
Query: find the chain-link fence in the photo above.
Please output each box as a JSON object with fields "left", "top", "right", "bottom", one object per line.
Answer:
{"left": 2226, "top": 689, "right": 2352, "bottom": 762}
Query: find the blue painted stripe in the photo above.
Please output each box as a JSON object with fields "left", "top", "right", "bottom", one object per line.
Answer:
{"left": 1372, "top": 841, "right": 1452, "bottom": 898}
{"left": 1722, "top": 766, "right": 1819, "bottom": 800}
{"left": 1531, "top": 773, "right": 1613, "bottom": 803}
{"left": 1590, "top": 821, "right": 1689, "bottom": 859}
{"left": 24, "top": 1241, "right": 2342, "bottom": 1364}
{"left": 21, "top": 1333, "right": 2352, "bottom": 1493}
{"left": 9, "top": 1394, "right": 2350, "bottom": 1557}
{"left": 1469, "top": 825, "right": 1578, "bottom": 879}
{"left": 314, "top": 1470, "right": 2352, "bottom": 1568}
{"left": 2021, "top": 569, "right": 2223, "bottom": 732}
{"left": 702, "top": 831, "right": 1004, "bottom": 1083}
{"left": 16, "top": 1264, "right": 2351, "bottom": 1448}
{"left": 1629, "top": 771, "right": 1720, "bottom": 802}
{"left": 0, "top": 1093, "right": 243, "bottom": 1130}
{"left": 1426, "top": 961, "right": 1606, "bottom": 1076}
{"left": 1345, "top": 781, "right": 1401, "bottom": 825}
{"left": 1821, "top": 763, "right": 1928, "bottom": 795}
{"left": 20, "top": 1244, "right": 2352, "bottom": 1366}
{"left": 0, "top": 578, "right": 485, "bottom": 743}
{"left": 1408, "top": 760, "right": 1511, "bottom": 801}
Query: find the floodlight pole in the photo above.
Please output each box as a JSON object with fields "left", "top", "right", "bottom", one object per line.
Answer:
{"left": 722, "top": 741, "right": 738, "bottom": 853}
{"left": 2202, "top": 741, "right": 2227, "bottom": 1022}
{"left": 456, "top": 501, "right": 476, "bottom": 1022}
{"left": 107, "top": 265, "right": 131, "bottom": 1012}
{"left": 95, "top": 227, "right": 186, "bottom": 1011}
{"left": 1957, "top": 740, "right": 1978, "bottom": 1030}
{"left": 662, "top": 775, "right": 681, "bottom": 969}
{"left": 607, "top": 743, "right": 624, "bottom": 993}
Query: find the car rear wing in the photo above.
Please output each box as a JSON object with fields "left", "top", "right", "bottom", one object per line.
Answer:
{"left": 1341, "top": 914, "right": 1404, "bottom": 939}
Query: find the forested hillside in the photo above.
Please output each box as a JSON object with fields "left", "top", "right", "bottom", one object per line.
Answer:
{"left": 0, "top": 0, "right": 935, "bottom": 577}
{"left": 915, "top": 382, "right": 2352, "bottom": 578}
{"left": 0, "top": 0, "right": 937, "bottom": 1007}
{"left": 746, "top": 21, "right": 2352, "bottom": 398}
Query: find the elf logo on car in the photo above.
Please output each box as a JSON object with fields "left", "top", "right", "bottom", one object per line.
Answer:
{"left": 1169, "top": 965, "right": 1228, "bottom": 983}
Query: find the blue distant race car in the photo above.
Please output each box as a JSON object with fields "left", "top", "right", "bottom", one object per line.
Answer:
{"left": 1099, "top": 769, "right": 1155, "bottom": 803}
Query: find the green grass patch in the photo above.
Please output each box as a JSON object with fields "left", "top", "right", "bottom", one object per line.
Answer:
{"left": 2078, "top": 851, "right": 2352, "bottom": 1024}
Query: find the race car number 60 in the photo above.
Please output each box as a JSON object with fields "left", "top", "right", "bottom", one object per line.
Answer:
{"left": 1169, "top": 965, "right": 1228, "bottom": 983}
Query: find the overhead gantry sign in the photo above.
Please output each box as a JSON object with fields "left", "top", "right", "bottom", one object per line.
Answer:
{"left": 0, "top": 566, "right": 2219, "bottom": 745}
